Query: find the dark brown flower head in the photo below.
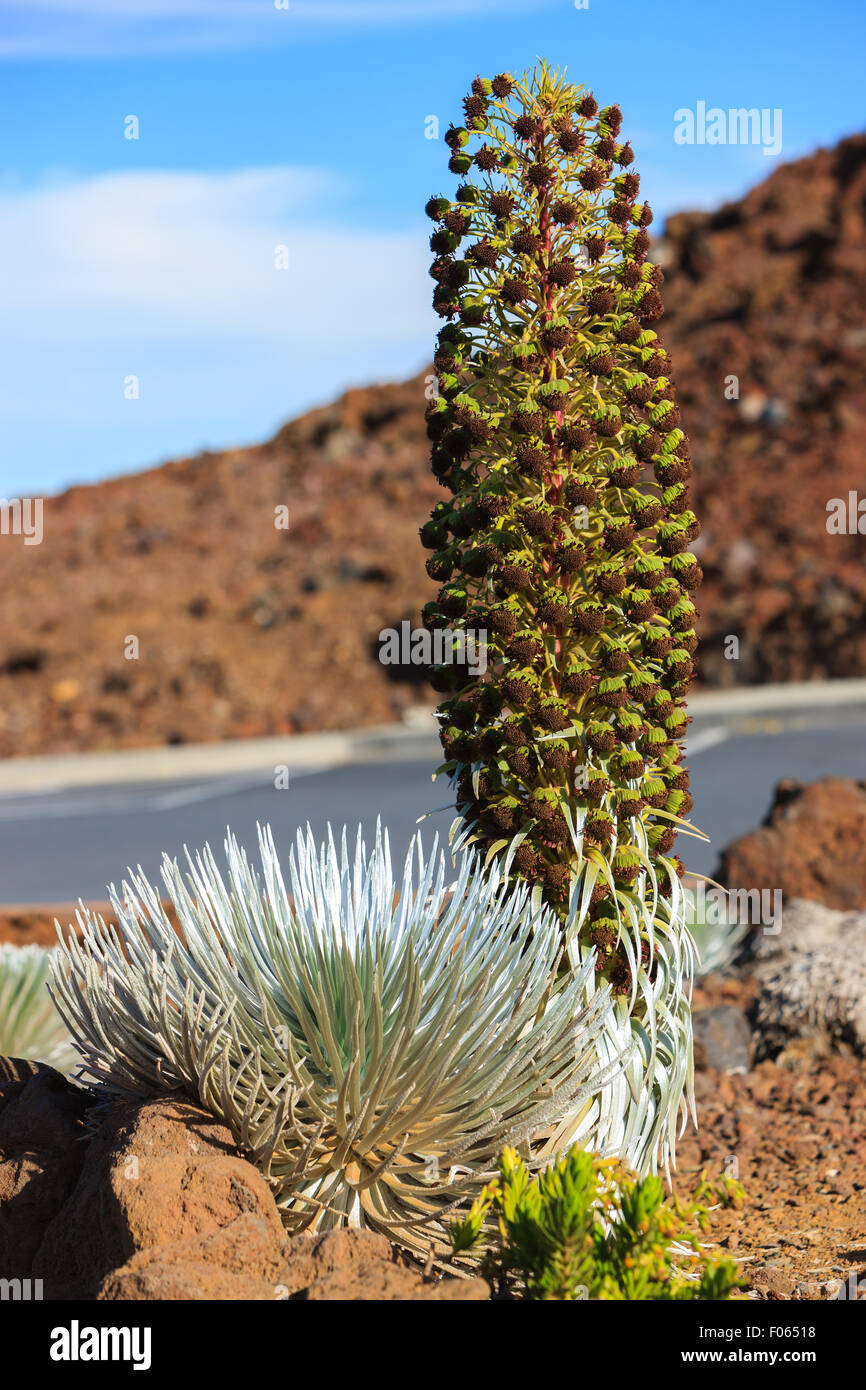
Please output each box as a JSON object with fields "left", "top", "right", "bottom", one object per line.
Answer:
{"left": 442, "top": 208, "right": 469, "bottom": 235}
{"left": 595, "top": 137, "right": 617, "bottom": 161}
{"left": 507, "top": 632, "right": 544, "bottom": 663}
{"left": 474, "top": 146, "right": 499, "bottom": 171}
{"left": 639, "top": 288, "right": 664, "bottom": 321}
{"left": 552, "top": 198, "right": 580, "bottom": 225}
{"left": 475, "top": 493, "right": 509, "bottom": 520}
{"left": 425, "top": 551, "right": 453, "bottom": 582}
{"left": 491, "top": 73, "right": 514, "bottom": 97}
{"left": 448, "top": 153, "right": 473, "bottom": 175}
{"left": 578, "top": 93, "right": 598, "bottom": 118}
{"left": 541, "top": 741, "right": 570, "bottom": 770}
{"left": 511, "top": 228, "right": 543, "bottom": 256}
{"left": 620, "top": 261, "right": 642, "bottom": 289}
{"left": 608, "top": 198, "right": 631, "bottom": 225}
{"left": 512, "top": 408, "right": 543, "bottom": 435}
{"left": 586, "top": 349, "right": 616, "bottom": 376}
{"left": 549, "top": 257, "right": 576, "bottom": 287}
{"left": 587, "top": 285, "right": 616, "bottom": 316}
{"left": 463, "top": 94, "right": 487, "bottom": 119}
{"left": 632, "top": 228, "right": 651, "bottom": 256}
{"left": 584, "top": 234, "right": 606, "bottom": 262}
{"left": 595, "top": 414, "right": 621, "bottom": 438}
{"left": 615, "top": 317, "right": 642, "bottom": 344}
{"left": 502, "top": 673, "right": 533, "bottom": 705}
{"left": 429, "top": 230, "right": 455, "bottom": 255}
{"left": 626, "top": 381, "right": 654, "bottom": 406}
{"left": 603, "top": 521, "right": 636, "bottom": 552}
{"left": 513, "top": 844, "right": 539, "bottom": 877}
{"left": 488, "top": 191, "right": 515, "bottom": 217}
{"left": 469, "top": 238, "right": 499, "bottom": 268}
{"left": 540, "top": 324, "right": 571, "bottom": 352}
{"left": 596, "top": 567, "right": 626, "bottom": 596}
{"left": 558, "top": 128, "right": 584, "bottom": 154}
{"left": 463, "top": 543, "right": 502, "bottom": 577}
{"left": 543, "top": 863, "right": 570, "bottom": 893}
{"left": 620, "top": 173, "right": 640, "bottom": 199}
{"left": 505, "top": 747, "right": 531, "bottom": 777}
{"left": 561, "top": 665, "right": 593, "bottom": 695}
{"left": 527, "top": 162, "right": 554, "bottom": 188}
{"left": 498, "top": 561, "right": 532, "bottom": 591}
{"left": 579, "top": 163, "right": 607, "bottom": 192}
{"left": 487, "top": 605, "right": 519, "bottom": 635}
{"left": 635, "top": 429, "right": 662, "bottom": 461}
{"left": 514, "top": 445, "right": 547, "bottom": 478}
{"left": 573, "top": 604, "right": 606, "bottom": 635}
{"left": 513, "top": 113, "right": 539, "bottom": 139}
{"left": 602, "top": 105, "right": 623, "bottom": 135}
{"left": 521, "top": 506, "right": 555, "bottom": 537}
{"left": 638, "top": 203, "right": 654, "bottom": 227}
{"left": 558, "top": 542, "right": 586, "bottom": 573}
{"left": 501, "top": 275, "right": 531, "bottom": 305}
{"left": 502, "top": 717, "right": 528, "bottom": 746}
{"left": 560, "top": 425, "right": 592, "bottom": 452}
{"left": 616, "top": 142, "right": 634, "bottom": 166}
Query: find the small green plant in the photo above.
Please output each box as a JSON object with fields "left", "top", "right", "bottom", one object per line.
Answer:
{"left": 421, "top": 63, "right": 702, "bottom": 1170}
{"left": 51, "top": 823, "right": 625, "bottom": 1256}
{"left": 0, "top": 943, "right": 76, "bottom": 1072}
{"left": 450, "top": 1145, "right": 741, "bottom": 1300}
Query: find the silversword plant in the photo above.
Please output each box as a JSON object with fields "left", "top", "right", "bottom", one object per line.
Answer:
{"left": 0, "top": 943, "right": 76, "bottom": 1072}
{"left": 52, "top": 824, "right": 624, "bottom": 1254}
{"left": 420, "top": 64, "right": 702, "bottom": 1170}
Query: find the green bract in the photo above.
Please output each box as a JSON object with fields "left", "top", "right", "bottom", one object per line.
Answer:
{"left": 422, "top": 63, "right": 703, "bottom": 1171}
{"left": 51, "top": 823, "right": 624, "bottom": 1256}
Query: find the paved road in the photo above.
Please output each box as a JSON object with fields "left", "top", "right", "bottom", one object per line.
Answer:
{"left": 1, "top": 704, "right": 864, "bottom": 905}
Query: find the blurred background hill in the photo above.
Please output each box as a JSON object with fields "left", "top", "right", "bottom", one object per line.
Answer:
{"left": 1, "top": 135, "right": 864, "bottom": 759}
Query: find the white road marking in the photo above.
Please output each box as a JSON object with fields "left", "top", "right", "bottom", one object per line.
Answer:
{"left": 685, "top": 725, "right": 730, "bottom": 756}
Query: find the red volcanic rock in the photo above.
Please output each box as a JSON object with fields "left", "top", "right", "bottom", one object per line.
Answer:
{"left": 0, "top": 137, "right": 864, "bottom": 757}
{"left": 0, "top": 1060, "right": 89, "bottom": 1278}
{"left": 716, "top": 777, "right": 866, "bottom": 911}
{"left": 4, "top": 1084, "right": 488, "bottom": 1301}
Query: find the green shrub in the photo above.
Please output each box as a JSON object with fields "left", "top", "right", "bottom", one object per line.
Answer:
{"left": 450, "top": 1145, "right": 741, "bottom": 1300}
{"left": 421, "top": 63, "right": 701, "bottom": 1170}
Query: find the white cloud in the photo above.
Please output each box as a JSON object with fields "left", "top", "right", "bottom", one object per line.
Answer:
{"left": 0, "top": 0, "right": 554, "bottom": 59}
{"left": 0, "top": 165, "right": 436, "bottom": 494}
{"left": 0, "top": 166, "right": 431, "bottom": 344}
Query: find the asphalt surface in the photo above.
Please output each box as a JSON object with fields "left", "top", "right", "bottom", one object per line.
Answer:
{"left": 1, "top": 704, "right": 864, "bottom": 905}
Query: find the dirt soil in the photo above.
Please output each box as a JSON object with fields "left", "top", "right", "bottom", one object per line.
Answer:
{"left": 1, "top": 135, "right": 865, "bottom": 758}
{"left": 680, "top": 974, "right": 866, "bottom": 1300}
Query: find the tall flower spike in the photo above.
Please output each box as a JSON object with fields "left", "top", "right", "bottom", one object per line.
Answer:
{"left": 421, "top": 62, "right": 702, "bottom": 1174}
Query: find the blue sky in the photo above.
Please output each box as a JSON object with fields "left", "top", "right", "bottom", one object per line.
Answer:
{"left": 1, "top": 0, "right": 864, "bottom": 497}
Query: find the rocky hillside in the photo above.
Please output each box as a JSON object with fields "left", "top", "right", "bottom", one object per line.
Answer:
{"left": 0, "top": 135, "right": 864, "bottom": 758}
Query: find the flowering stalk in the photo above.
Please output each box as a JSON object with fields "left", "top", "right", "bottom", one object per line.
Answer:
{"left": 420, "top": 63, "right": 702, "bottom": 1169}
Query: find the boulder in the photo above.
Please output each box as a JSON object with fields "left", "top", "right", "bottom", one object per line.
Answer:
{"left": 749, "top": 899, "right": 866, "bottom": 1058}
{"left": 0, "top": 1059, "right": 89, "bottom": 1277}
{"left": 716, "top": 777, "right": 866, "bottom": 913}
{"left": 32, "top": 1093, "right": 289, "bottom": 1299}
{"left": 6, "top": 1085, "right": 489, "bottom": 1301}
{"left": 692, "top": 1006, "right": 752, "bottom": 1074}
